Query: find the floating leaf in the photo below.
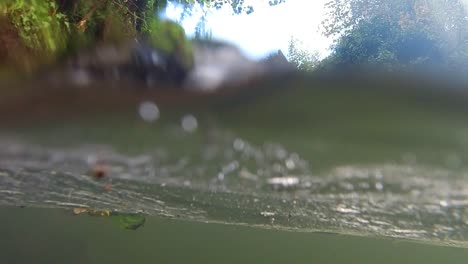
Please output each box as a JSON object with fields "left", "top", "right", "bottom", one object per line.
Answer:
{"left": 116, "top": 214, "right": 146, "bottom": 230}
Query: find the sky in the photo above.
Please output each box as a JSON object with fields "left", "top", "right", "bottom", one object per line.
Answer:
{"left": 163, "top": 0, "right": 333, "bottom": 59}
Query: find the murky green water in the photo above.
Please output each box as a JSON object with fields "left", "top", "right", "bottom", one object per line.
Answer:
{"left": 1, "top": 207, "right": 468, "bottom": 264}
{"left": 1, "top": 72, "right": 468, "bottom": 261}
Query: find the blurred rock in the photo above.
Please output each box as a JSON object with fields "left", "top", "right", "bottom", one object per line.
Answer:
{"left": 45, "top": 39, "right": 296, "bottom": 91}
{"left": 184, "top": 40, "right": 264, "bottom": 90}
{"left": 62, "top": 39, "right": 190, "bottom": 88}
{"left": 185, "top": 41, "right": 296, "bottom": 91}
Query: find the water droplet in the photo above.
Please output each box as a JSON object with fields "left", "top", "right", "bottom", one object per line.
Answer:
{"left": 222, "top": 161, "right": 239, "bottom": 174}
{"left": 260, "top": 211, "right": 275, "bottom": 217}
{"left": 233, "top": 138, "right": 245, "bottom": 151}
{"left": 335, "top": 204, "right": 360, "bottom": 214}
{"left": 138, "top": 101, "right": 160, "bottom": 122}
{"left": 267, "top": 176, "right": 300, "bottom": 189}
{"left": 275, "top": 148, "right": 287, "bottom": 160}
{"left": 440, "top": 200, "right": 449, "bottom": 207}
{"left": 181, "top": 114, "right": 198, "bottom": 133}
{"left": 375, "top": 182, "right": 383, "bottom": 191}
{"left": 285, "top": 158, "right": 296, "bottom": 170}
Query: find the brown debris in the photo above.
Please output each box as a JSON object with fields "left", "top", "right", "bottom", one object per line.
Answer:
{"left": 88, "top": 163, "right": 109, "bottom": 179}
{"left": 72, "top": 207, "right": 112, "bottom": 216}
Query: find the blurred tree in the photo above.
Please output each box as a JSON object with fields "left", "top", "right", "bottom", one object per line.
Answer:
{"left": 287, "top": 37, "right": 320, "bottom": 71}
{"left": 320, "top": 0, "right": 468, "bottom": 71}
{"left": 194, "top": 15, "right": 213, "bottom": 40}
{"left": 169, "top": 0, "right": 286, "bottom": 38}
{"left": 0, "top": 0, "right": 291, "bottom": 74}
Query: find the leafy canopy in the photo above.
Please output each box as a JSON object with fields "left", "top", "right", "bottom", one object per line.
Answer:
{"left": 321, "top": 0, "right": 468, "bottom": 70}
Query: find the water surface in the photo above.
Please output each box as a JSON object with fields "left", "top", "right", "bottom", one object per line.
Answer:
{"left": 1, "top": 72, "right": 468, "bottom": 258}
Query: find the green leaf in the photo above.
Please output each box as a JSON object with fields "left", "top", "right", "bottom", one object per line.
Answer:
{"left": 115, "top": 213, "right": 146, "bottom": 230}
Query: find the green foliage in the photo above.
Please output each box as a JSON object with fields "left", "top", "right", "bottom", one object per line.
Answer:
{"left": 287, "top": 37, "right": 320, "bottom": 72}
{"left": 144, "top": 18, "right": 194, "bottom": 68}
{"left": 1, "top": 0, "right": 183, "bottom": 64}
{"left": 3, "top": 0, "right": 70, "bottom": 57}
{"left": 321, "top": 0, "right": 468, "bottom": 71}
{"left": 65, "top": 0, "right": 141, "bottom": 51}
{"left": 139, "top": 0, "right": 168, "bottom": 30}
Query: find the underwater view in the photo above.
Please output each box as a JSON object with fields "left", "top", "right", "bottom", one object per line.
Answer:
{"left": 1, "top": 0, "right": 468, "bottom": 263}
{"left": 2, "top": 72, "right": 468, "bottom": 263}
